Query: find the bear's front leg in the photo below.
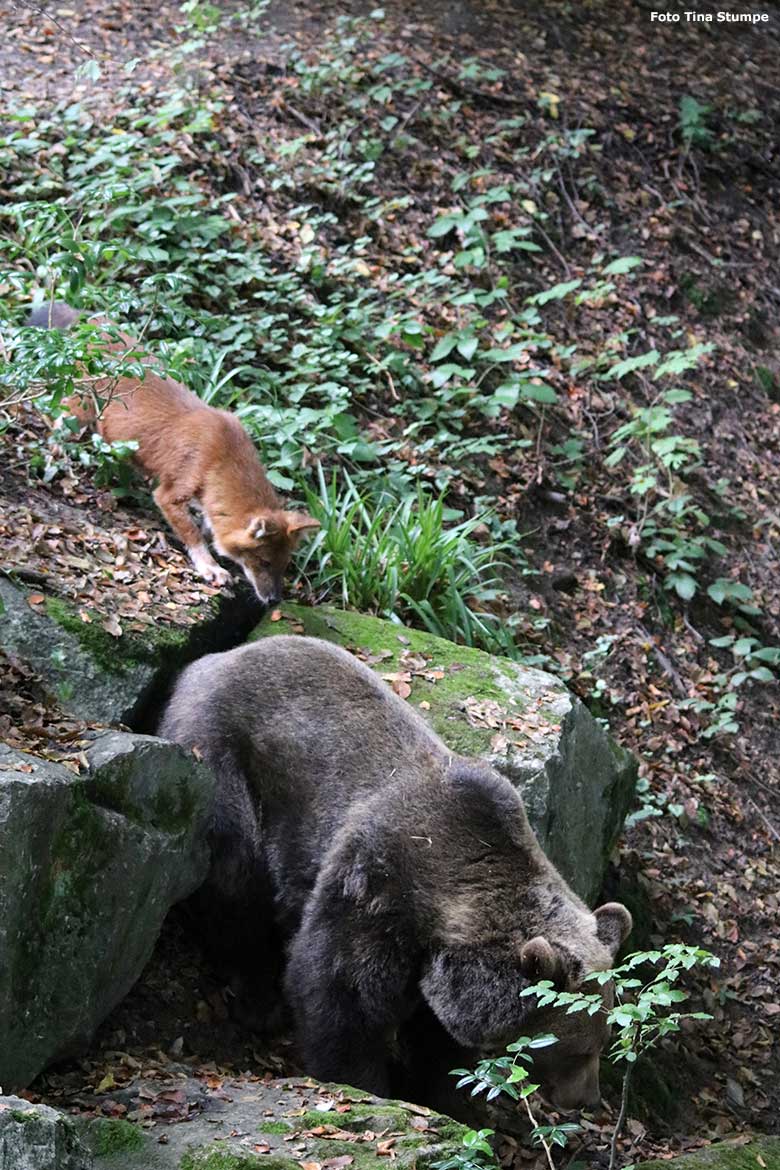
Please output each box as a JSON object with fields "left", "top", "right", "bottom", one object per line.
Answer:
{"left": 284, "top": 839, "right": 417, "bottom": 1096}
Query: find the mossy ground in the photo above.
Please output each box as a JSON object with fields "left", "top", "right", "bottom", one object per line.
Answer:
{"left": 89, "top": 1117, "right": 145, "bottom": 1156}
{"left": 635, "top": 1136, "right": 780, "bottom": 1170}
{"left": 180, "top": 1147, "right": 299, "bottom": 1170}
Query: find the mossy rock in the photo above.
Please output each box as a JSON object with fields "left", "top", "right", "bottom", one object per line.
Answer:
{"left": 635, "top": 1135, "right": 780, "bottom": 1169}
{"left": 0, "top": 575, "right": 260, "bottom": 728}
{"left": 250, "top": 605, "right": 637, "bottom": 902}
{"left": 0, "top": 733, "right": 213, "bottom": 1090}
{"left": 81, "top": 1076, "right": 481, "bottom": 1170}
{"left": 0, "top": 1095, "right": 92, "bottom": 1169}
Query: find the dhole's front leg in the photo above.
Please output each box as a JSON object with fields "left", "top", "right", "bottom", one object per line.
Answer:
{"left": 153, "top": 483, "right": 231, "bottom": 586}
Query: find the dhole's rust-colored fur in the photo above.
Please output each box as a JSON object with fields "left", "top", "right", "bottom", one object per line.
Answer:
{"left": 27, "top": 302, "right": 319, "bottom": 602}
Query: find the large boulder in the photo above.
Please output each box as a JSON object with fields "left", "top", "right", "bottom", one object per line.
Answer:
{"left": 251, "top": 605, "right": 636, "bottom": 902}
{"left": 75, "top": 1074, "right": 480, "bottom": 1170}
{"left": 0, "top": 1097, "right": 91, "bottom": 1170}
{"left": 0, "top": 576, "right": 259, "bottom": 729}
{"left": 0, "top": 732, "right": 213, "bottom": 1090}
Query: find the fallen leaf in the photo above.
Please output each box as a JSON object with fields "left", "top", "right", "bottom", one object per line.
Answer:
{"left": 102, "top": 614, "right": 123, "bottom": 637}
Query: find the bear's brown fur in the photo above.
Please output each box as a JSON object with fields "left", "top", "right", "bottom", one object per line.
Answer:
{"left": 160, "top": 635, "right": 631, "bottom": 1112}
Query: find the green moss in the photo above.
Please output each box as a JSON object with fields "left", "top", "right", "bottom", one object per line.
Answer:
{"left": 90, "top": 1118, "right": 144, "bottom": 1156}
{"left": 430, "top": 1121, "right": 469, "bottom": 1144}
{"left": 44, "top": 596, "right": 135, "bottom": 675}
{"left": 180, "top": 1147, "right": 298, "bottom": 1170}
{"left": 635, "top": 1136, "right": 780, "bottom": 1170}
{"left": 10, "top": 1108, "right": 39, "bottom": 1123}
{"left": 256, "top": 1121, "right": 292, "bottom": 1135}
{"left": 44, "top": 594, "right": 191, "bottom": 676}
{"left": 295, "top": 1104, "right": 411, "bottom": 1133}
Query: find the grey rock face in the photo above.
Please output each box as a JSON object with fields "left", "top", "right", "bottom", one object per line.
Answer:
{"left": 0, "top": 1097, "right": 92, "bottom": 1170}
{"left": 0, "top": 576, "right": 260, "bottom": 728}
{"left": 0, "top": 732, "right": 213, "bottom": 1090}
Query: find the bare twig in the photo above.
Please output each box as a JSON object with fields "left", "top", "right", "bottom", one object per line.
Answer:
{"left": 279, "top": 99, "right": 322, "bottom": 137}
{"left": 746, "top": 794, "right": 780, "bottom": 843}
{"left": 9, "top": 0, "right": 96, "bottom": 59}
{"left": 531, "top": 218, "right": 571, "bottom": 277}
{"left": 411, "top": 54, "right": 527, "bottom": 108}
{"left": 638, "top": 624, "right": 688, "bottom": 698}
{"left": 366, "top": 351, "right": 399, "bottom": 401}
{"left": 522, "top": 1096, "right": 556, "bottom": 1170}
{"left": 608, "top": 1056, "right": 634, "bottom": 1170}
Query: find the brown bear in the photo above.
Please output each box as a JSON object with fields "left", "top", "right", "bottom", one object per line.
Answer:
{"left": 160, "top": 635, "right": 631, "bottom": 1112}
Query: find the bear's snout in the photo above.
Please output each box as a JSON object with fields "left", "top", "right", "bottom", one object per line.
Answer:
{"left": 544, "top": 1053, "right": 602, "bottom": 1113}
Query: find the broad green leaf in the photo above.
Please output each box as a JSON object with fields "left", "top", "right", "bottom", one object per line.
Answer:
{"left": 602, "top": 255, "right": 643, "bottom": 275}
{"left": 530, "top": 278, "right": 582, "bottom": 305}
{"left": 430, "top": 333, "right": 458, "bottom": 362}
{"left": 428, "top": 214, "right": 459, "bottom": 238}
{"left": 605, "top": 349, "right": 660, "bottom": 380}
{"left": 707, "top": 579, "right": 753, "bottom": 605}
{"left": 667, "top": 571, "right": 697, "bottom": 600}
{"left": 521, "top": 381, "right": 558, "bottom": 404}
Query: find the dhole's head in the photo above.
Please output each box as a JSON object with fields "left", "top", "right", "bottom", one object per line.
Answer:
{"left": 218, "top": 511, "right": 319, "bottom": 604}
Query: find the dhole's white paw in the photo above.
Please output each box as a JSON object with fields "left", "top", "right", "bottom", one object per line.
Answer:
{"left": 204, "top": 564, "right": 231, "bottom": 587}
{"left": 189, "top": 543, "right": 231, "bottom": 587}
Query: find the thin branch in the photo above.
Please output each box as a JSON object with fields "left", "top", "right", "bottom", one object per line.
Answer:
{"left": 9, "top": 0, "right": 96, "bottom": 59}
{"left": 366, "top": 351, "right": 399, "bottom": 401}
{"left": 522, "top": 1096, "right": 557, "bottom": 1170}
{"left": 608, "top": 1057, "right": 634, "bottom": 1170}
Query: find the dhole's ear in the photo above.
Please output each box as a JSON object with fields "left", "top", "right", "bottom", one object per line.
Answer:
{"left": 594, "top": 903, "right": 633, "bottom": 957}
{"left": 518, "top": 935, "right": 559, "bottom": 983}
{"left": 246, "top": 515, "right": 284, "bottom": 542}
{"left": 283, "top": 511, "right": 320, "bottom": 542}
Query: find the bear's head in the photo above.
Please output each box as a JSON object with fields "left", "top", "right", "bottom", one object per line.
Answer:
{"left": 420, "top": 901, "right": 632, "bottom": 1111}
{"left": 513, "top": 901, "right": 632, "bottom": 1111}
{"left": 520, "top": 984, "right": 612, "bottom": 1111}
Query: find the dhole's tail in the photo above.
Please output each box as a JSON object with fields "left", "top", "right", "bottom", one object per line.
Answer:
{"left": 26, "top": 301, "right": 80, "bottom": 330}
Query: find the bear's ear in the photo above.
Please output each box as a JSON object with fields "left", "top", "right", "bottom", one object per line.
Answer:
{"left": 519, "top": 936, "right": 559, "bottom": 983}
{"left": 594, "top": 902, "right": 633, "bottom": 956}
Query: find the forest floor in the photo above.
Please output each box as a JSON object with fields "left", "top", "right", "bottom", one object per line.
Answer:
{"left": 2, "top": 1, "right": 780, "bottom": 1168}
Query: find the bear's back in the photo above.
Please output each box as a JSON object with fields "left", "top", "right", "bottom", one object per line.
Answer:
{"left": 160, "top": 636, "right": 453, "bottom": 903}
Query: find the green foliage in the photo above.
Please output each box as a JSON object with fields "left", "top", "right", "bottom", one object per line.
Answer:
{"left": 296, "top": 467, "right": 520, "bottom": 656}
{"left": 678, "top": 96, "right": 714, "bottom": 148}
{"left": 432, "top": 1128, "right": 496, "bottom": 1170}
{"left": 491, "top": 945, "right": 719, "bottom": 1168}
{"left": 581, "top": 944, "right": 719, "bottom": 1064}
{"left": 679, "top": 633, "right": 780, "bottom": 738}
{"left": 438, "top": 1035, "right": 579, "bottom": 1170}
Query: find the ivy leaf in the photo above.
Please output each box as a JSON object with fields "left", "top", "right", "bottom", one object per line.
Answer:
{"left": 604, "top": 350, "right": 660, "bottom": 380}
{"left": 602, "top": 255, "right": 643, "bottom": 275}
{"left": 430, "top": 333, "right": 458, "bottom": 362}
{"left": 456, "top": 335, "right": 479, "bottom": 360}
{"left": 667, "top": 571, "right": 697, "bottom": 600}
{"left": 428, "top": 214, "right": 460, "bottom": 238}
{"left": 529, "top": 278, "right": 582, "bottom": 305}
{"left": 707, "top": 579, "right": 753, "bottom": 605}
